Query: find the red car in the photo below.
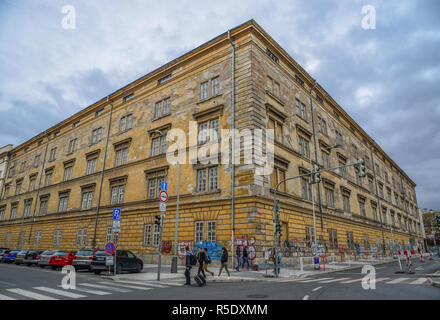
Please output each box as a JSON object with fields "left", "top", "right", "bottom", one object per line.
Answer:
{"left": 48, "top": 251, "right": 77, "bottom": 269}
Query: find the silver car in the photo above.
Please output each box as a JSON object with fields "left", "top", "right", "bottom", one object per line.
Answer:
{"left": 15, "top": 250, "right": 30, "bottom": 265}
{"left": 72, "top": 249, "right": 95, "bottom": 271}
{"left": 38, "top": 250, "right": 56, "bottom": 268}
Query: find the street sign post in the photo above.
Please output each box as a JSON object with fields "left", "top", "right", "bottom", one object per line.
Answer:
{"left": 112, "top": 208, "right": 121, "bottom": 276}
{"left": 159, "top": 190, "right": 168, "bottom": 203}
{"left": 112, "top": 208, "right": 121, "bottom": 221}
{"left": 160, "top": 202, "right": 166, "bottom": 212}
{"left": 161, "top": 181, "right": 168, "bottom": 191}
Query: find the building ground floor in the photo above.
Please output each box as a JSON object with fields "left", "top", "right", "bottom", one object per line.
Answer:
{"left": 0, "top": 196, "right": 424, "bottom": 266}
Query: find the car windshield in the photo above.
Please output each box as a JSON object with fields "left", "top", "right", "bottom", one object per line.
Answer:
{"left": 94, "top": 251, "right": 110, "bottom": 256}
{"left": 10, "top": 251, "right": 20, "bottom": 254}
{"left": 54, "top": 252, "right": 68, "bottom": 256}
{"left": 77, "top": 250, "right": 94, "bottom": 256}
{"left": 41, "top": 251, "right": 55, "bottom": 255}
{"left": 19, "top": 250, "right": 28, "bottom": 254}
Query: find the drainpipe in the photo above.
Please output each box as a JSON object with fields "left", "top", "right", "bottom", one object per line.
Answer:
{"left": 370, "top": 142, "right": 386, "bottom": 256}
{"left": 92, "top": 96, "right": 113, "bottom": 249}
{"left": 309, "top": 80, "right": 325, "bottom": 247}
{"left": 228, "top": 30, "right": 235, "bottom": 269}
{"left": 26, "top": 131, "right": 50, "bottom": 247}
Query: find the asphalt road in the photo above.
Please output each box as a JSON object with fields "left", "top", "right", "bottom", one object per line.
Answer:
{"left": 1, "top": 257, "right": 439, "bottom": 300}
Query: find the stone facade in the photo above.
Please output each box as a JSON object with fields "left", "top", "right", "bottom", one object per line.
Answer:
{"left": 0, "top": 20, "right": 423, "bottom": 265}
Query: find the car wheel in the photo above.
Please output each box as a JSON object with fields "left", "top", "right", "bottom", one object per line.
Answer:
{"left": 39, "top": 265, "right": 44, "bottom": 268}
{"left": 116, "top": 264, "right": 122, "bottom": 274}
{"left": 51, "top": 266, "right": 57, "bottom": 270}
{"left": 26, "top": 263, "right": 31, "bottom": 266}
{"left": 94, "top": 270, "right": 101, "bottom": 275}
{"left": 135, "top": 263, "right": 142, "bottom": 273}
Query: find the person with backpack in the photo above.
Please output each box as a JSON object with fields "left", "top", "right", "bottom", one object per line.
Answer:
{"left": 235, "top": 246, "right": 241, "bottom": 271}
{"left": 184, "top": 246, "right": 195, "bottom": 285}
{"left": 218, "top": 247, "right": 230, "bottom": 279}
{"left": 196, "top": 247, "right": 206, "bottom": 278}
{"left": 241, "top": 246, "right": 250, "bottom": 270}
{"left": 202, "top": 248, "right": 214, "bottom": 277}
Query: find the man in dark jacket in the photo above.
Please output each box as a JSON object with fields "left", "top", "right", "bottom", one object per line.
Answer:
{"left": 241, "top": 246, "right": 250, "bottom": 270}
{"left": 184, "top": 246, "right": 192, "bottom": 285}
{"left": 196, "top": 247, "right": 206, "bottom": 278}
{"left": 235, "top": 246, "right": 241, "bottom": 271}
{"left": 218, "top": 247, "right": 230, "bottom": 278}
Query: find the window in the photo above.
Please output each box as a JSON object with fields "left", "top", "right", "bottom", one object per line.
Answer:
{"left": 335, "top": 130, "right": 343, "bottom": 146}
{"left": 305, "top": 226, "right": 315, "bottom": 247}
{"left": 68, "top": 138, "right": 78, "bottom": 153}
{"left": 4, "top": 186, "right": 10, "bottom": 199}
{"left": 328, "top": 229, "right": 338, "bottom": 249}
{"left": 379, "top": 184, "right": 384, "bottom": 198}
{"left": 198, "top": 119, "right": 219, "bottom": 144}
{"left": 8, "top": 161, "right": 16, "bottom": 178}
{"left": 267, "top": 115, "right": 283, "bottom": 143}
{"left": 382, "top": 207, "right": 388, "bottom": 224}
{"left": 63, "top": 166, "right": 73, "bottom": 181}
{"left": 207, "top": 221, "right": 216, "bottom": 242}
{"left": 110, "top": 181, "right": 125, "bottom": 205}
{"left": 44, "top": 169, "right": 53, "bottom": 186}
{"left": 144, "top": 225, "right": 152, "bottom": 246}
{"left": 152, "top": 224, "right": 160, "bottom": 246}
{"left": 391, "top": 211, "right": 395, "bottom": 226}
{"left": 120, "top": 114, "right": 133, "bottom": 132}
{"left": 301, "top": 177, "right": 312, "bottom": 201}
{"left": 151, "top": 135, "right": 166, "bottom": 156}
{"left": 195, "top": 221, "right": 204, "bottom": 242}
{"left": 76, "top": 228, "right": 87, "bottom": 246}
{"left": 86, "top": 158, "right": 98, "bottom": 175}
{"left": 339, "top": 160, "right": 347, "bottom": 179}
{"left": 91, "top": 128, "right": 103, "bottom": 144}
{"left": 58, "top": 195, "right": 69, "bottom": 212}
{"left": 342, "top": 192, "right": 351, "bottom": 212}
{"left": 96, "top": 109, "right": 104, "bottom": 117}
{"left": 115, "top": 148, "right": 129, "bottom": 167}
{"left": 158, "top": 74, "right": 171, "bottom": 85}
{"left": 123, "top": 93, "right": 134, "bottom": 103}
{"left": 5, "top": 232, "right": 11, "bottom": 245}
{"left": 295, "top": 75, "right": 304, "bottom": 86}
{"left": 53, "top": 230, "right": 62, "bottom": 246}
{"left": 296, "top": 99, "right": 307, "bottom": 120}
{"left": 29, "top": 176, "right": 36, "bottom": 192}
{"left": 34, "top": 231, "right": 42, "bottom": 246}
{"left": 0, "top": 206, "right": 5, "bottom": 221}
{"left": 321, "top": 150, "right": 330, "bottom": 168}
{"left": 347, "top": 232, "right": 354, "bottom": 249}
{"left": 271, "top": 166, "right": 287, "bottom": 192}
{"left": 359, "top": 198, "right": 366, "bottom": 217}
{"left": 155, "top": 98, "right": 171, "bottom": 118}
{"left": 10, "top": 203, "right": 18, "bottom": 219}
{"left": 73, "top": 121, "right": 80, "bottom": 128}
{"left": 39, "top": 197, "right": 49, "bottom": 215}
{"left": 324, "top": 187, "right": 334, "bottom": 207}
{"left": 147, "top": 176, "right": 167, "bottom": 200}
{"left": 54, "top": 131, "right": 60, "bottom": 138}
{"left": 372, "top": 204, "right": 378, "bottom": 220}
{"left": 318, "top": 117, "right": 327, "bottom": 135}
{"left": 368, "top": 178, "right": 374, "bottom": 193}
{"left": 20, "top": 161, "right": 26, "bottom": 172}
{"left": 15, "top": 181, "right": 22, "bottom": 195}
{"left": 212, "top": 77, "right": 220, "bottom": 96}
{"left": 49, "top": 147, "right": 57, "bottom": 161}
{"left": 266, "top": 48, "right": 279, "bottom": 63}
{"left": 352, "top": 144, "right": 358, "bottom": 160}
{"left": 375, "top": 164, "right": 381, "bottom": 178}
{"left": 81, "top": 191, "right": 93, "bottom": 210}
{"left": 23, "top": 199, "right": 32, "bottom": 217}
{"left": 266, "top": 76, "right": 280, "bottom": 98}
{"left": 201, "top": 81, "right": 209, "bottom": 100}
{"left": 33, "top": 155, "right": 40, "bottom": 168}
{"left": 298, "top": 136, "right": 310, "bottom": 158}
{"left": 197, "top": 166, "right": 218, "bottom": 192}
{"left": 106, "top": 227, "right": 118, "bottom": 243}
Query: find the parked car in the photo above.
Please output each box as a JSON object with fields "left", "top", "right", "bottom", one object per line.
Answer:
{"left": 3, "top": 250, "right": 20, "bottom": 263}
{"left": 23, "top": 250, "right": 45, "bottom": 266}
{"left": 91, "top": 250, "right": 143, "bottom": 275}
{"left": 0, "top": 249, "right": 11, "bottom": 262}
{"left": 15, "top": 250, "right": 31, "bottom": 265}
{"left": 72, "top": 249, "right": 95, "bottom": 271}
{"left": 38, "top": 250, "right": 57, "bottom": 268}
{"left": 47, "top": 251, "right": 77, "bottom": 269}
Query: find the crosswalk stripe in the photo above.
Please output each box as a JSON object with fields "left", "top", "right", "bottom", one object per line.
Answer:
{"left": 386, "top": 278, "right": 410, "bottom": 284}
{"left": 339, "top": 278, "right": 362, "bottom": 283}
{"left": 0, "top": 293, "right": 16, "bottom": 300}
{"left": 155, "top": 281, "right": 184, "bottom": 287}
{"left": 374, "top": 277, "right": 391, "bottom": 283}
{"left": 7, "top": 288, "right": 58, "bottom": 300}
{"left": 410, "top": 278, "right": 428, "bottom": 285}
{"left": 97, "top": 282, "right": 152, "bottom": 291}
{"left": 57, "top": 285, "right": 111, "bottom": 296}
{"left": 113, "top": 280, "right": 168, "bottom": 288}
{"left": 78, "top": 283, "right": 131, "bottom": 292}
{"left": 319, "top": 278, "right": 351, "bottom": 283}
{"left": 296, "top": 278, "right": 333, "bottom": 283}
{"left": 33, "top": 287, "right": 86, "bottom": 299}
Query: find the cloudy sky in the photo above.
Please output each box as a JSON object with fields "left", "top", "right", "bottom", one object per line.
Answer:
{"left": 0, "top": 0, "right": 439, "bottom": 210}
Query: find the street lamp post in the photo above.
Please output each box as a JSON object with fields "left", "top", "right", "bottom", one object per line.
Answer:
{"left": 155, "top": 130, "right": 181, "bottom": 274}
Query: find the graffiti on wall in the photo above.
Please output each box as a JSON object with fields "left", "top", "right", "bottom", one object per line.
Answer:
{"left": 177, "top": 241, "right": 193, "bottom": 260}
{"left": 193, "top": 241, "right": 223, "bottom": 260}
{"left": 161, "top": 241, "right": 172, "bottom": 254}
{"left": 235, "top": 237, "right": 256, "bottom": 261}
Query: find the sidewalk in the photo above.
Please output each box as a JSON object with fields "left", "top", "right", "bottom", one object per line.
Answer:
{"left": 101, "top": 257, "right": 398, "bottom": 283}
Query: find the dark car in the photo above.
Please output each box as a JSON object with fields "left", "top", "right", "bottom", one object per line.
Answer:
{"left": 0, "top": 249, "right": 11, "bottom": 262}
{"left": 23, "top": 250, "right": 45, "bottom": 266}
{"left": 3, "top": 250, "right": 20, "bottom": 263}
{"left": 72, "top": 249, "right": 95, "bottom": 271}
{"left": 15, "top": 250, "right": 31, "bottom": 265}
{"left": 38, "top": 250, "right": 56, "bottom": 268}
{"left": 91, "top": 250, "right": 143, "bottom": 275}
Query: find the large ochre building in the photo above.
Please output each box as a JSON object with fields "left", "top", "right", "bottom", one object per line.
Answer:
{"left": 0, "top": 20, "right": 424, "bottom": 265}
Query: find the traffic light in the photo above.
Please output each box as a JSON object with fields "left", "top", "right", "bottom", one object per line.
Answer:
{"left": 154, "top": 215, "right": 161, "bottom": 227}
{"left": 309, "top": 165, "right": 321, "bottom": 184}
{"left": 276, "top": 224, "right": 282, "bottom": 237}
{"left": 358, "top": 158, "right": 366, "bottom": 178}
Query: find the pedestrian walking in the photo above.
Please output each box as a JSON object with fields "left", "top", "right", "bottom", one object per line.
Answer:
{"left": 184, "top": 246, "right": 195, "bottom": 285}
{"left": 203, "top": 248, "right": 214, "bottom": 277}
{"left": 235, "top": 246, "right": 241, "bottom": 271}
{"left": 218, "top": 247, "right": 230, "bottom": 279}
{"left": 197, "top": 247, "right": 206, "bottom": 278}
{"left": 241, "top": 246, "right": 250, "bottom": 270}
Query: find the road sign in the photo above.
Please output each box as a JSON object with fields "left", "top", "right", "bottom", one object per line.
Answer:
{"left": 112, "top": 208, "right": 121, "bottom": 221}
{"left": 159, "top": 190, "right": 168, "bottom": 203}
{"left": 105, "top": 242, "right": 116, "bottom": 255}
{"left": 112, "top": 220, "right": 121, "bottom": 233}
{"left": 160, "top": 202, "right": 167, "bottom": 212}
{"left": 161, "top": 181, "right": 168, "bottom": 191}
{"left": 106, "top": 256, "right": 114, "bottom": 266}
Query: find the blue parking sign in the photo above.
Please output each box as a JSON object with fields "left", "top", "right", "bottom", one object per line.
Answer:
{"left": 113, "top": 208, "right": 121, "bottom": 221}
{"left": 161, "top": 181, "right": 168, "bottom": 191}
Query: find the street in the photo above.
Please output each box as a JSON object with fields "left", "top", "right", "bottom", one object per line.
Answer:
{"left": 1, "top": 257, "right": 439, "bottom": 300}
